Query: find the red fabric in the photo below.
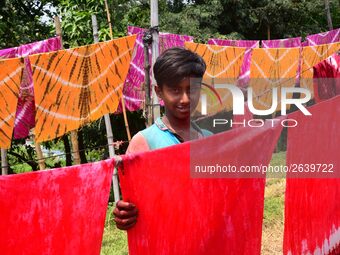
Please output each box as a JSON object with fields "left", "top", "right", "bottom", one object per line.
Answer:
{"left": 313, "top": 53, "right": 340, "bottom": 103}
{"left": 284, "top": 96, "right": 340, "bottom": 254}
{"left": 0, "top": 159, "right": 114, "bottom": 255}
{"left": 232, "top": 102, "right": 254, "bottom": 129}
{"left": 119, "top": 121, "right": 283, "bottom": 255}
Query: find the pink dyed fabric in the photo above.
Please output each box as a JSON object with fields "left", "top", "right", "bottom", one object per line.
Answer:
{"left": 14, "top": 37, "right": 62, "bottom": 139}
{"left": 118, "top": 26, "right": 193, "bottom": 112}
{"left": 261, "top": 37, "right": 301, "bottom": 48}
{"left": 0, "top": 47, "right": 18, "bottom": 59}
{"left": 0, "top": 37, "right": 61, "bottom": 139}
{"left": 305, "top": 28, "right": 340, "bottom": 46}
{"left": 207, "top": 39, "right": 260, "bottom": 88}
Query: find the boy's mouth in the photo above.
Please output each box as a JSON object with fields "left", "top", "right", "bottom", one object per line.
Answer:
{"left": 176, "top": 105, "right": 190, "bottom": 113}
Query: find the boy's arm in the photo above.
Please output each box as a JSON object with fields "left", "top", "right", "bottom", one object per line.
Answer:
{"left": 126, "top": 132, "right": 150, "bottom": 154}
{"left": 114, "top": 132, "right": 150, "bottom": 230}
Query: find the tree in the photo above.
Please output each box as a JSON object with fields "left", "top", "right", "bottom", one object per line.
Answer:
{"left": 0, "top": 0, "right": 58, "bottom": 48}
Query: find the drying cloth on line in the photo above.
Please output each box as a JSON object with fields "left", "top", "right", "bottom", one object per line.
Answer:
{"left": 0, "top": 47, "right": 18, "bottom": 59}
{"left": 261, "top": 37, "right": 302, "bottom": 85}
{"left": 0, "top": 159, "right": 114, "bottom": 255}
{"left": 300, "top": 42, "right": 340, "bottom": 98}
{"left": 208, "top": 38, "right": 259, "bottom": 88}
{"left": 119, "top": 120, "right": 283, "bottom": 255}
{"left": 15, "top": 37, "right": 62, "bottom": 139}
{"left": 261, "top": 37, "right": 301, "bottom": 48}
{"left": 0, "top": 57, "right": 24, "bottom": 148}
{"left": 305, "top": 28, "right": 340, "bottom": 46}
{"left": 185, "top": 42, "right": 246, "bottom": 112}
{"left": 207, "top": 39, "right": 259, "bottom": 48}
{"left": 29, "top": 35, "right": 136, "bottom": 142}
{"left": 117, "top": 26, "right": 193, "bottom": 112}
{"left": 0, "top": 37, "right": 62, "bottom": 139}
{"left": 249, "top": 47, "right": 300, "bottom": 111}
{"left": 284, "top": 96, "right": 340, "bottom": 255}
{"left": 313, "top": 53, "right": 340, "bottom": 103}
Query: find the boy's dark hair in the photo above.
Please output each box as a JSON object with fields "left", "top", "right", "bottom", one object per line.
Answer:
{"left": 153, "top": 47, "right": 206, "bottom": 87}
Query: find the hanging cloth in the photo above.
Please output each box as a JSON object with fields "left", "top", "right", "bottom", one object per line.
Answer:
{"left": 29, "top": 35, "right": 136, "bottom": 142}
{"left": 0, "top": 57, "right": 24, "bottom": 148}
{"left": 284, "top": 96, "right": 340, "bottom": 255}
{"left": 0, "top": 159, "right": 114, "bottom": 255}
{"left": 119, "top": 120, "right": 283, "bottom": 255}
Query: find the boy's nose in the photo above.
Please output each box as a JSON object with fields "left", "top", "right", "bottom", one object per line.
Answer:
{"left": 180, "top": 92, "right": 190, "bottom": 104}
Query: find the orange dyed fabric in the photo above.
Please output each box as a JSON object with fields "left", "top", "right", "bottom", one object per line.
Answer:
{"left": 300, "top": 42, "right": 340, "bottom": 97}
{"left": 185, "top": 42, "right": 246, "bottom": 112}
{"left": 249, "top": 48, "right": 300, "bottom": 111}
{"left": 29, "top": 35, "right": 136, "bottom": 142}
{"left": 0, "top": 58, "right": 24, "bottom": 148}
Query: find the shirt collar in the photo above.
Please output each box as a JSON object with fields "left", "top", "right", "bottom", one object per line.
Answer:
{"left": 155, "top": 117, "right": 203, "bottom": 134}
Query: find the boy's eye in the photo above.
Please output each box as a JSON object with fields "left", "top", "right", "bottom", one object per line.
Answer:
{"left": 171, "top": 88, "right": 180, "bottom": 93}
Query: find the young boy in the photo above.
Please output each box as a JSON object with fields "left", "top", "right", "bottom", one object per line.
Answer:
{"left": 114, "top": 47, "right": 211, "bottom": 230}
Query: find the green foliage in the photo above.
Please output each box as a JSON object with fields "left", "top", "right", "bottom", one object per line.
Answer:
{"left": 160, "top": 0, "right": 224, "bottom": 42}
{"left": 215, "top": 0, "right": 339, "bottom": 40}
{"left": 0, "top": 0, "right": 58, "bottom": 48}
{"left": 58, "top": 0, "right": 152, "bottom": 47}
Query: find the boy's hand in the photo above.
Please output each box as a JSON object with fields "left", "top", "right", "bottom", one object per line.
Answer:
{"left": 113, "top": 200, "right": 138, "bottom": 230}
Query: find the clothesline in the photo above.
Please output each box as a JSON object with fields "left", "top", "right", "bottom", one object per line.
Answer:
{"left": 0, "top": 28, "right": 338, "bottom": 147}
{"left": 129, "top": 27, "right": 339, "bottom": 49}
{"left": 0, "top": 140, "right": 128, "bottom": 169}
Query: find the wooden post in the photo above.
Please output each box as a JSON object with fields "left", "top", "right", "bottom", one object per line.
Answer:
{"left": 34, "top": 141, "right": 46, "bottom": 170}
{"left": 103, "top": 0, "right": 132, "bottom": 141}
{"left": 324, "top": 0, "right": 333, "bottom": 30}
{"left": 150, "top": 0, "right": 160, "bottom": 122}
{"left": 1, "top": 148, "right": 8, "bottom": 175}
{"left": 54, "top": 16, "right": 81, "bottom": 165}
{"left": 143, "top": 34, "right": 152, "bottom": 127}
{"left": 92, "top": 14, "right": 120, "bottom": 202}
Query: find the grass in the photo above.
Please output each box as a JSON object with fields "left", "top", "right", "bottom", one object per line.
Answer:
{"left": 262, "top": 151, "right": 286, "bottom": 255}
{"left": 101, "top": 152, "right": 287, "bottom": 254}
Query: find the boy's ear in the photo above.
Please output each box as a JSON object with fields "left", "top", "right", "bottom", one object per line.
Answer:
{"left": 155, "top": 85, "right": 162, "bottom": 98}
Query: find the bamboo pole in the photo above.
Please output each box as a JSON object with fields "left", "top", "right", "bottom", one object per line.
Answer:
{"left": 54, "top": 16, "right": 81, "bottom": 165}
{"left": 1, "top": 148, "right": 8, "bottom": 175}
{"left": 104, "top": 0, "right": 131, "bottom": 141}
{"left": 92, "top": 14, "right": 120, "bottom": 202}
{"left": 150, "top": 0, "right": 160, "bottom": 122}
{"left": 34, "top": 140, "right": 46, "bottom": 170}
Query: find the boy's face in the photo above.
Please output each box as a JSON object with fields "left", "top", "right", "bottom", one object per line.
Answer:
{"left": 155, "top": 77, "right": 201, "bottom": 120}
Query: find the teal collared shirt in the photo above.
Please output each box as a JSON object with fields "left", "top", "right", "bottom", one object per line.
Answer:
{"left": 140, "top": 118, "right": 213, "bottom": 150}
